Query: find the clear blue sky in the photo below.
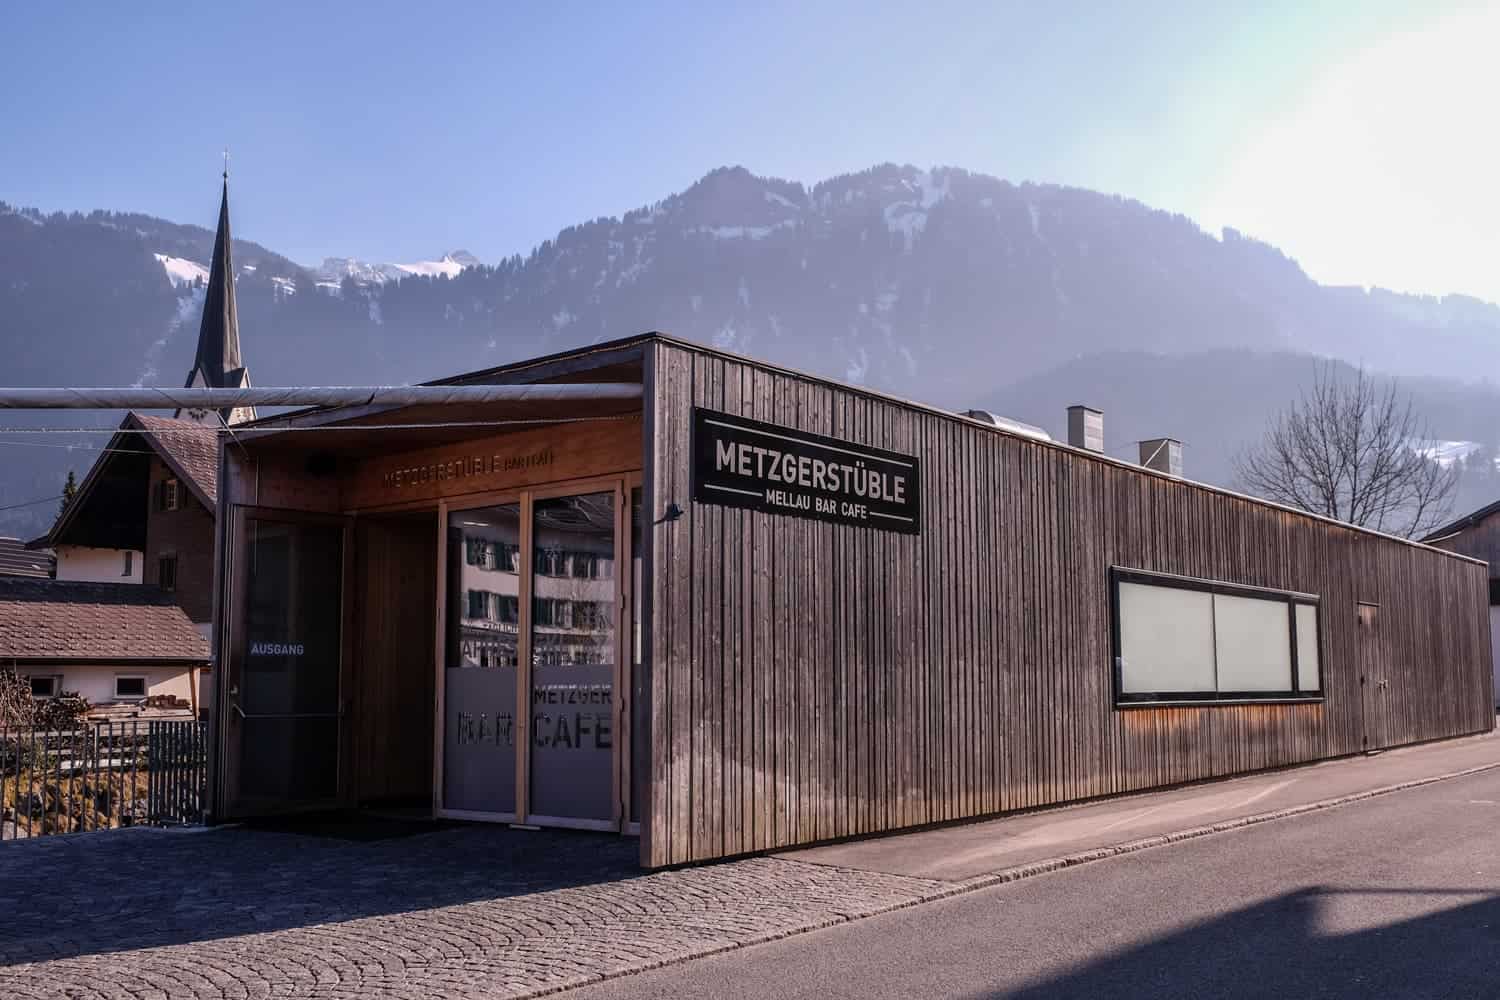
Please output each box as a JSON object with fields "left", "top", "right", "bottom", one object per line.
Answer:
{"left": 4, "top": 1, "right": 1494, "bottom": 299}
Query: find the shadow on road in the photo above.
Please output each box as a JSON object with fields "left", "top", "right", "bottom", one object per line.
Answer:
{"left": 989, "top": 886, "right": 1500, "bottom": 999}
{"left": 0, "top": 815, "right": 641, "bottom": 967}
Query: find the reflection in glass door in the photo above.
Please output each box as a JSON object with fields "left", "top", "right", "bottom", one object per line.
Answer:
{"left": 530, "top": 491, "right": 616, "bottom": 822}
{"left": 443, "top": 503, "right": 522, "bottom": 816}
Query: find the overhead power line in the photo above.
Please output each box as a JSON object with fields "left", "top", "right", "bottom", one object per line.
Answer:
{"left": 0, "top": 494, "right": 65, "bottom": 513}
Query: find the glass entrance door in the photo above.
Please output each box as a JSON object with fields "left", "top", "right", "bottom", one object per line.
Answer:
{"left": 529, "top": 490, "right": 617, "bottom": 824}
{"left": 439, "top": 481, "right": 627, "bottom": 830}
{"left": 442, "top": 502, "right": 522, "bottom": 818}
{"left": 222, "top": 509, "right": 352, "bottom": 816}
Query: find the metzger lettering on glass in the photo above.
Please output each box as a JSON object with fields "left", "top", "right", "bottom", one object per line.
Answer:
{"left": 690, "top": 407, "right": 921, "bottom": 534}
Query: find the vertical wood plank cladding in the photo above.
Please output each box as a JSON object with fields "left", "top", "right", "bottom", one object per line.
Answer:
{"left": 353, "top": 515, "right": 437, "bottom": 803}
{"left": 643, "top": 342, "right": 1494, "bottom": 868}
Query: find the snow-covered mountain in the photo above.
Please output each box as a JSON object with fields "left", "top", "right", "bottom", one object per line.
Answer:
{"left": 311, "top": 249, "right": 481, "bottom": 286}
{"left": 7, "top": 164, "right": 1500, "bottom": 539}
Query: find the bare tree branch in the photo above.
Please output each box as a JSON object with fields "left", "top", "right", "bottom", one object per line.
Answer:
{"left": 1234, "top": 363, "right": 1457, "bottom": 539}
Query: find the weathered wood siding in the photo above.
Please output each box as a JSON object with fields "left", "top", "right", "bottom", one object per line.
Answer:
{"left": 643, "top": 341, "right": 1495, "bottom": 867}
{"left": 1427, "top": 515, "right": 1500, "bottom": 582}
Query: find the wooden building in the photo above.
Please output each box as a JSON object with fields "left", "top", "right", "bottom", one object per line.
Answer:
{"left": 208, "top": 334, "right": 1495, "bottom": 867}
{"left": 1424, "top": 500, "right": 1500, "bottom": 707}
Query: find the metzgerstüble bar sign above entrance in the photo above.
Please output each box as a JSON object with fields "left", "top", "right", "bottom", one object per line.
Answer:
{"left": 691, "top": 407, "right": 921, "bottom": 534}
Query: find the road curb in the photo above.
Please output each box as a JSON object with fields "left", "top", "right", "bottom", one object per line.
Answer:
{"left": 952, "top": 759, "right": 1500, "bottom": 892}
{"left": 527, "top": 756, "right": 1500, "bottom": 999}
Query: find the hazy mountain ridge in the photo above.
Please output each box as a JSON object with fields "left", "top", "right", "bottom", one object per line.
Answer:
{"left": 3, "top": 166, "right": 1500, "bottom": 538}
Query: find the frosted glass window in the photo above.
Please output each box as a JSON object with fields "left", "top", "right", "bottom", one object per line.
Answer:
{"left": 1118, "top": 582, "right": 1216, "bottom": 693}
{"left": 1295, "top": 604, "right": 1321, "bottom": 692}
{"left": 1213, "top": 593, "right": 1293, "bottom": 692}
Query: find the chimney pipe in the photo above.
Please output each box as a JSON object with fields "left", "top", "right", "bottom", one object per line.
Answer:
{"left": 1067, "top": 405, "right": 1104, "bottom": 452}
{"left": 1139, "top": 438, "right": 1183, "bottom": 477}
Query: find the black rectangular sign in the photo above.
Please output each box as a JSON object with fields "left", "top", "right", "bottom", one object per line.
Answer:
{"left": 691, "top": 407, "right": 921, "bottom": 534}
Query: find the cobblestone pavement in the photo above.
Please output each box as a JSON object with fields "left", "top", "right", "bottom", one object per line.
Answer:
{"left": 0, "top": 820, "right": 948, "bottom": 999}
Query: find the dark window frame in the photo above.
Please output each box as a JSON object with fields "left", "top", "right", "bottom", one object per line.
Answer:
{"left": 27, "top": 675, "right": 59, "bottom": 699}
{"left": 114, "top": 675, "right": 148, "bottom": 700}
{"left": 1110, "top": 566, "right": 1324, "bottom": 708}
{"left": 158, "top": 554, "right": 179, "bottom": 593}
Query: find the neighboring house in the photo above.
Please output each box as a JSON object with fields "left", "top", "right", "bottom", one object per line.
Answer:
{"left": 0, "top": 577, "right": 209, "bottom": 716}
{"left": 1424, "top": 501, "right": 1500, "bottom": 707}
{"left": 27, "top": 413, "right": 218, "bottom": 633}
{"left": 0, "top": 537, "right": 53, "bottom": 579}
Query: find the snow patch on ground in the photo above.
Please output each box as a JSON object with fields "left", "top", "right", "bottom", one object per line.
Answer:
{"left": 882, "top": 171, "right": 951, "bottom": 252}
{"left": 884, "top": 203, "right": 927, "bottom": 251}
{"left": 615, "top": 235, "right": 653, "bottom": 287}
{"left": 154, "top": 253, "right": 209, "bottom": 288}
{"left": 271, "top": 276, "right": 296, "bottom": 296}
{"left": 687, "top": 220, "right": 795, "bottom": 240}
{"left": 135, "top": 290, "right": 202, "bottom": 387}
{"left": 553, "top": 307, "right": 576, "bottom": 330}
{"left": 764, "top": 190, "right": 801, "bottom": 210}
{"left": 738, "top": 277, "right": 750, "bottom": 309}
{"left": 368, "top": 298, "right": 383, "bottom": 325}
{"left": 915, "top": 169, "right": 950, "bottom": 209}
{"left": 1413, "top": 439, "right": 1487, "bottom": 467}
{"left": 1027, "top": 201, "right": 1042, "bottom": 238}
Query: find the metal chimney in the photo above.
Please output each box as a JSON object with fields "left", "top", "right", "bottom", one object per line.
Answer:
{"left": 1139, "top": 438, "right": 1183, "bottom": 477}
{"left": 1067, "top": 405, "right": 1104, "bottom": 452}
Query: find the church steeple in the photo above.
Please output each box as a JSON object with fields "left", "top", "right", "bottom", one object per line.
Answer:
{"left": 178, "top": 168, "right": 255, "bottom": 425}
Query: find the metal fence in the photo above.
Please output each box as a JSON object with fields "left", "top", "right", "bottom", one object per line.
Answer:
{"left": 0, "top": 719, "right": 208, "bottom": 840}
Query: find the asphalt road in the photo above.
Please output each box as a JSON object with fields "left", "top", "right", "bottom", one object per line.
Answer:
{"left": 563, "top": 767, "right": 1500, "bottom": 999}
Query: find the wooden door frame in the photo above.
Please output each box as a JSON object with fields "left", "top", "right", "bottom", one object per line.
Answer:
{"left": 433, "top": 474, "right": 638, "bottom": 833}
{"left": 220, "top": 504, "right": 356, "bottom": 819}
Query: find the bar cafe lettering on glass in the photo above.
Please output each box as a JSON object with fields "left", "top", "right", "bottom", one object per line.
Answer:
{"left": 209, "top": 334, "right": 1495, "bottom": 868}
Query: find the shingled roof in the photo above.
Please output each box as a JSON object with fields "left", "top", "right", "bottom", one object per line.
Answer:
{"left": 131, "top": 413, "right": 218, "bottom": 506}
{"left": 28, "top": 412, "right": 218, "bottom": 551}
{"left": 0, "top": 578, "right": 209, "bottom": 663}
{"left": 0, "top": 538, "right": 54, "bottom": 579}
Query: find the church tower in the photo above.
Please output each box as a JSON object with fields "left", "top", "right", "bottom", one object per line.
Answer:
{"left": 177, "top": 171, "right": 255, "bottom": 425}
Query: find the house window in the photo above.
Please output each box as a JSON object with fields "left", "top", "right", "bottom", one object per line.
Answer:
{"left": 158, "top": 555, "right": 178, "bottom": 592}
{"left": 1112, "top": 568, "right": 1322, "bottom": 705}
{"left": 122, "top": 550, "right": 133, "bottom": 577}
{"left": 28, "top": 676, "right": 59, "bottom": 699}
{"left": 157, "top": 477, "right": 180, "bottom": 511}
{"left": 114, "top": 676, "right": 148, "bottom": 700}
{"left": 534, "top": 549, "right": 565, "bottom": 577}
{"left": 498, "top": 594, "right": 520, "bottom": 625}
